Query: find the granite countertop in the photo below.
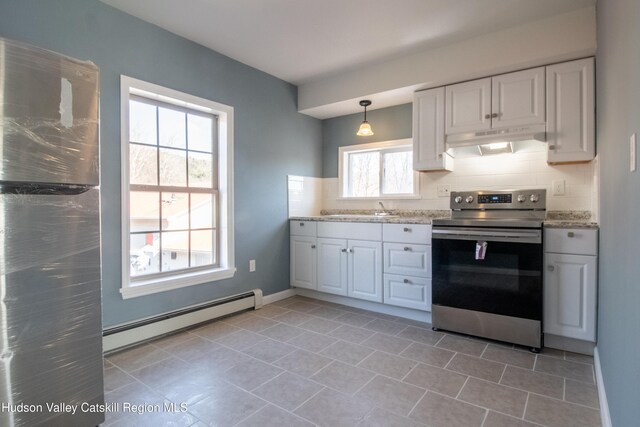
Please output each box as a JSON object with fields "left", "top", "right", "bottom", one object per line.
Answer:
{"left": 290, "top": 210, "right": 599, "bottom": 228}
{"left": 289, "top": 215, "right": 442, "bottom": 224}
{"left": 542, "top": 221, "right": 599, "bottom": 229}
{"left": 543, "top": 211, "right": 599, "bottom": 229}
{"left": 290, "top": 209, "right": 450, "bottom": 224}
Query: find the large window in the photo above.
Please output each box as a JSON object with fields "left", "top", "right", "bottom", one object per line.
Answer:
{"left": 121, "top": 76, "right": 235, "bottom": 299}
{"left": 339, "top": 139, "right": 418, "bottom": 199}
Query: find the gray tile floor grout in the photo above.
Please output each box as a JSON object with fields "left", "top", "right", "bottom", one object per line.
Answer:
{"left": 103, "top": 295, "right": 601, "bottom": 426}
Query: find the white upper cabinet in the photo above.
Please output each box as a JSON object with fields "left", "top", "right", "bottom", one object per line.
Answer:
{"left": 446, "top": 70, "right": 546, "bottom": 135}
{"left": 445, "top": 78, "right": 492, "bottom": 134}
{"left": 492, "top": 67, "right": 546, "bottom": 128}
{"left": 413, "top": 87, "right": 452, "bottom": 171}
{"left": 546, "top": 58, "right": 595, "bottom": 163}
{"left": 414, "top": 58, "right": 593, "bottom": 167}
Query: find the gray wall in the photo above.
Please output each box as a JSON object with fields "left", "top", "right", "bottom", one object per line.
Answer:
{"left": 0, "top": 0, "right": 322, "bottom": 327}
{"left": 322, "top": 103, "right": 412, "bottom": 177}
{"left": 596, "top": 0, "right": 640, "bottom": 425}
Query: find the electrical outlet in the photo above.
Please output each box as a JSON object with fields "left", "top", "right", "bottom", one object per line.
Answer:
{"left": 437, "top": 184, "right": 451, "bottom": 197}
{"left": 631, "top": 133, "right": 637, "bottom": 172}
{"left": 552, "top": 180, "right": 566, "bottom": 196}
{"left": 249, "top": 260, "right": 256, "bottom": 272}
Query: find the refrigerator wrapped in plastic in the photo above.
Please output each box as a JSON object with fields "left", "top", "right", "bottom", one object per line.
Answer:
{"left": 0, "top": 37, "right": 104, "bottom": 427}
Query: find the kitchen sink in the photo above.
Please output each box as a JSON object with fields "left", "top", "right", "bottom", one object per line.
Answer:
{"left": 324, "top": 214, "right": 399, "bottom": 219}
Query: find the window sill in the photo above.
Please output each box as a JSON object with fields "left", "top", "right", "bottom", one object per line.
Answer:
{"left": 337, "top": 195, "right": 422, "bottom": 201}
{"left": 120, "top": 266, "right": 236, "bottom": 299}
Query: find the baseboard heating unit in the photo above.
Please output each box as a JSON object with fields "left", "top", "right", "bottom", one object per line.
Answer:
{"left": 103, "top": 289, "right": 263, "bottom": 353}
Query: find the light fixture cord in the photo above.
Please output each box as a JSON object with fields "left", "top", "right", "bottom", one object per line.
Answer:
{"left": 364, "top": 105, "right": 367, "bottom": 121}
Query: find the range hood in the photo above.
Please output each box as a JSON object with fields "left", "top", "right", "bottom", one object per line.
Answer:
{"left": 446, "top": 124, "right": 547, "bottom": 150}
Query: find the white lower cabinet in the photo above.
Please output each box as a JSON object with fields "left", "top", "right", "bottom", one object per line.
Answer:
{"left": 382, "top": 227, "right": 432, "bottom": 312}
{"left": 544, "top": 253, "right": 597, "bottom": 341}
{"left": 316, "top": 238, "right": 348, "bottom": 296}
{"left": 543, "top": 227, "right": 598, "bottom": 345}
{"left": 384, "top": 274, "right": 431, "bottom": 311}
{"left": 291, "top": 220, "right": 431, "bottom": 310}
{"left": 316, "top": 238, "right": 382, "bottom": 302}
{"left": 290, "top": 236, "right": 317, "bottom": 290}
{"left": 349, "top": 240, "right": 383, "bottom": 302}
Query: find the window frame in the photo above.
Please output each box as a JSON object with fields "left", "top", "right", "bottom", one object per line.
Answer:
{"left": 338, "top": 139, "right": 420, "bottom": 200}
{"left": 120, "top": 76, "right": 235, "bottom": 299}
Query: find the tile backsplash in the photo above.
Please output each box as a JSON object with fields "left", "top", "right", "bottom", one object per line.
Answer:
{"left": 291, "top": 144, "right": 598, "bottom": 217}
{"left": 287, "top": 175, "right": 323, "bottom": 217}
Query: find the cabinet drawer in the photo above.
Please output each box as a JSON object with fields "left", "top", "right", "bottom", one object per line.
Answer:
{"left": 383, "top": 223, "right": 432, "bottom": 244}
{"left": 383, "top": 243, "right": 431, "bottom": 277}
{"left": 317, "top": 222, "right": 382, "bottom": 240}
{"left": 290, "top": 220, "right": 317, "bottom": 237}
{"left": 544, "top": 228, "right": 597, "bottom": 256}
{"left": 383, "top": 274, "right": 431, "bottom": 311}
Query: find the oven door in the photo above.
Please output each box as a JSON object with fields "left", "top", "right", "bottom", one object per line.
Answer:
{"left": 432, "top": 227, "right": 543, "bottom": 321}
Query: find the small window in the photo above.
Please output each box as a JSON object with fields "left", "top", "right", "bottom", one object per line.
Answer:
{"left": 339, "top": 139, "right": 418, "bottom": 199}
{"left": 121, "top": 76, "right": 235, "bottom": 299}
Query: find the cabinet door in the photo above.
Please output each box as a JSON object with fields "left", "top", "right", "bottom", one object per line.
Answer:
{"left": 317, "top": 238, "right": 348, "bottom": 296}
{"left": 290, "top": 236, "right": 317, "bottom": 290}
{"left": 413, "top": 87, "right": 452, "bottom": 171}
{"left": 492, "top": 67, "right": 545, "bottom": 128}
{"left": 445, "top": 78, "right": 491, "bottom": 134}
{"left": 544, "top": 253, "right": 597, "bottom": 341}
{"left": 383, "top": 274, "right": 431, "bottom": 311}
{"left": 383, "top": 243, "right": 431, "bottom": 278}
{"left": 348, "top": 240, "right": 382, "bottom": 302}
{"left": 546, "top": 58, "right": 595, "bottom": 163}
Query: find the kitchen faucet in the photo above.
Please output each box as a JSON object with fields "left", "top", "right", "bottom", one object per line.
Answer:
{"left": 377, "top": 201, "right": 388, "bottom": 215}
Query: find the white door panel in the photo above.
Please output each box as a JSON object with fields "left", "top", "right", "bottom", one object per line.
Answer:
{"left": 317, "top": 238, "right": 348, "bottom": 296}
{"left": 348, "top": 240, "right": 382, "bottom": 302}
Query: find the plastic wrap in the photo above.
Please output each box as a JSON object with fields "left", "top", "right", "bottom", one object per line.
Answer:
{"left": 0, "top": 38, "right": 103, "bottom": 427}
{"left": 0, "top": 37, "right": 99, "bottom": 186}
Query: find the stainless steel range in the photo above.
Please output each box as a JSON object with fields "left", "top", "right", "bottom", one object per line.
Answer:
{"left": 431, "top": 189, "right": 546, "bottom": 351}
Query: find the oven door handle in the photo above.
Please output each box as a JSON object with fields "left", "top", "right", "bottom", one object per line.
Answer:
{"left": 432, "top": 228, "right": 542, "bottom": 244}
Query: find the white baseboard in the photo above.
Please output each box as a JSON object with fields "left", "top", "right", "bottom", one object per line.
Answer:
{"left": 295, "top": 288, "right": 432, "bottom": 323}
{"left": 103, "top": 290, "right": 260, "bottom": 353}
{"left": 262, "top": 288, "right": 297, "bottom": 305}
{"left": 594, "top": 347, "right": 612, "bottom": 427}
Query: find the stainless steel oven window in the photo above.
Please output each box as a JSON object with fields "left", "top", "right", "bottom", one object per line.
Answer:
{"left": 128, "top": 94, "right": 219, "bottom": 279}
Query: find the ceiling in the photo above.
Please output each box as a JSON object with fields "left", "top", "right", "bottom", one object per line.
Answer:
{"left": 102, "top": 0, "right": 595, "bottom": 86}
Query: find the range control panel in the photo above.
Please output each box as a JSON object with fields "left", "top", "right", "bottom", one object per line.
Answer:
{"left": 451, "top": 189, "right": 546, "bottom": 210}
{"left": 478, "top": 194, "right": 512, "bottom": 204}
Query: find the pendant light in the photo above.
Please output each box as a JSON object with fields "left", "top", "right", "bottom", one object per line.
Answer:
{"left": 356, "top": 100, "right": 374, "bottom": 136}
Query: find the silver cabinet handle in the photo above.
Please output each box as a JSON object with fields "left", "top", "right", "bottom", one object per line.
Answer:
{"left": 403, "top": 279, "right": 411, "bottom": 284}
{"left": 348, "top": 248, "right": 353, "bottom": 253}
{"left": 404, "top": 247, "right": 411, "bottom": 251}
{"left": 438, "top": 153, "right": 443, "bottom": 158}
{"left": 299, "top": 222, "right": 304, "bottom": 226}
{"left": 403, "top": 227, "right": 411, "bottom": 232}
{"left": 311, "top": 245, "right": 316, "bottom": 249}
{"left": 548, "top": 144, "right": 556, "bottom": 150}
{"left": 548, "top": 265, "right": 555, "bottom": 271}
{"left": 567, "top": 232, "right": 575, "bottom": 238}
{"left": 341, "top": 248, "right": 347, "bottom": 253}
{"left": 492, "top": 113, "right": 499, "bottom": 118}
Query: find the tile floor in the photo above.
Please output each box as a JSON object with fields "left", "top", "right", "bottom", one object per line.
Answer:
{"left": 103, "top": 296, "right": 601, "bottom": 427}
